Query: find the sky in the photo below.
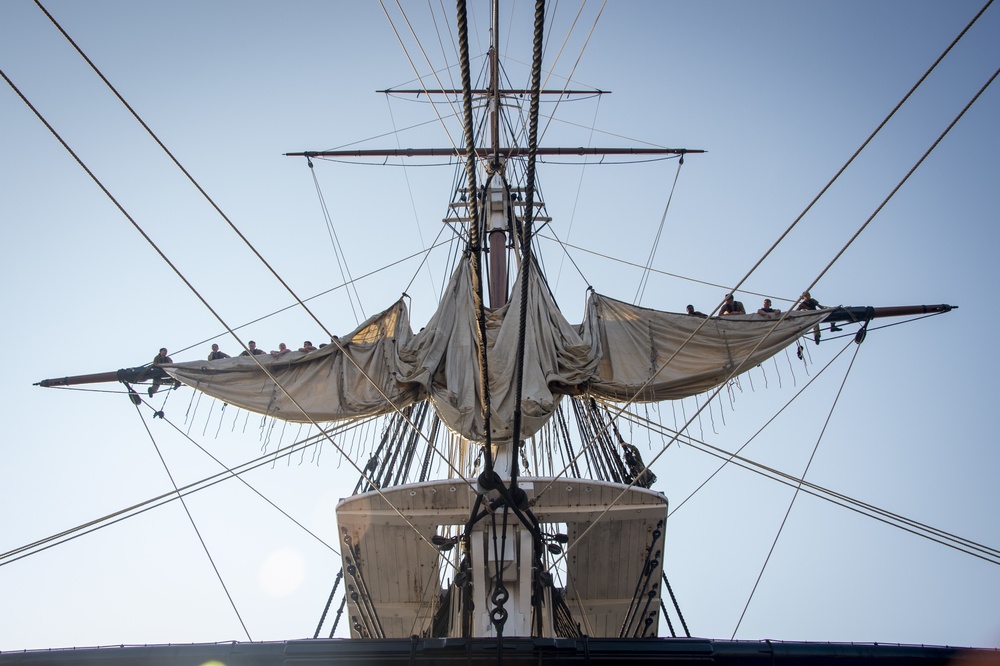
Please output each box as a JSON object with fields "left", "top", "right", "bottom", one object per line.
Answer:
{"left": 1, "top": 0, "right": 999, "bottom": 653}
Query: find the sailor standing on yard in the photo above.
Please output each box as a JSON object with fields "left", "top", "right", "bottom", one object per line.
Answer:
{"left": 148, "top": 347, "right": 172, "bottom": 397}
{"left": 239, "top": 340, "right": 266, "bottom": 356}
{"left": 207, "top": 344, "right": 230, "bottom": 360}
{"left": 686, "top": 304, "right": 707, "bottom": 317}
{"left": 798, "top": 291, "right": 820, "bottom": 311}
{"left": 757, "top": 298, "right": 780, "bottom": 317}
{"left": 798, "top": 291, "right": 824, "bottom": 344}
{"left": 720, "top": 293, "right": 746, "bottom": 315}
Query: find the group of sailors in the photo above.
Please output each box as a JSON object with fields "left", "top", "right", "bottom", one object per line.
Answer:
{"left": 686, "top": 290, "right": 839, "bottom": 347}
{"left": 205, "top": 339, "right": 321, "bottom": 361}
{"left": 147, "top": 290, "right": 833, "bottom": 397}
{"left": 686, "top": 290, "right": 822, "bottom": 318}
{"left": 147, "top": 340, "right": 322, "bottom": 396}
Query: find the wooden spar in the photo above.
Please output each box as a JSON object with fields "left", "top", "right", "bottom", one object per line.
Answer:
{"left": 32, "top": 305, "right": 956, "bottom": 389}
{"left": 376, "top": 88, "right": 608, "bottom": 95}
{"left": 821, "top": 304, "right": 957, "bottom": 323}
{"left": 284, "top": 147, "right": 703, "bottom": 159}
{"left": 35, "top": 366, "right": 170, "bottom": 388}
{"left": 486, "top": 5, "right": 506, "bottom": 309}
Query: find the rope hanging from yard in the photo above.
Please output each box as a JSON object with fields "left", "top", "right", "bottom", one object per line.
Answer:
{"left": 455, "top": 0, "right": 495, "bottom": 480}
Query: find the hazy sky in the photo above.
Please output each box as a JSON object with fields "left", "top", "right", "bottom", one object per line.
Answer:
{"left": 1, "top": 0, "right": 998, "bottom": 652}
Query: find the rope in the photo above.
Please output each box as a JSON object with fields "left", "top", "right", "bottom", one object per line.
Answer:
{"left": 383, "top": 94, "right": 440, "bottom": 297}
{"left": 662, "top": 571, "right": 691, "bottom": 637}
{"left": 616, "top": 407, "right": 1000, "bottom": 565}
{"left": 544, "top": 293, "right": 985, "bottom": 572}
{"left": 456, "top": 0, "right": 496, "bottom": 477}
{"left": 314, "top": 569, "right": 344, "bottom": 639}
{"left": 540, "top": 230, "right": 783, "bottom": 304}
{"left": 308, "top": 162, "right": 365, "bottom": 325}
{"left": 131, "top": 402, "right": 252, "bottom": 641}
{"left": 542, "top": 0, "right": 997, "bottom": 318}
{"left": 4, "top": 49, "right": 477, "bottom": 586}
{"left": 537, "top": 0, "right": 608, "bottom": 145}
{"left": 799, "top": 62, "right": 999, "bottom": 302}
{"left": 23, "top": 0, "right": 486, "bottom": 557}
{"left": 167, "top": 235, "right": 452, "bottom": 359}
{"left": 344, "top": 540, "right": 386, "bottom": 638}
{"left": 377, "top": 0, "right": 462, "bottom": 154}
{"left": 0, "top": 413, "right": 364, "bottom": 567}
{"left": 553, "top": 95, "right": 603, "bottom": 292}
{"left": 509, "top": 0, "right": 547, "bottom": 488}
{"left": 660, "top": 597, "right": 676, "bottom": 637}
{"left": 667, "top": 342, "right": 856, "bottom": 518}
{"left": 20, "top": 0, "right": 991, "bottom": 639}
{"left": 730, "top": 337, "right": 865, "bottom": 639}
{"left": 29, "top": 0, "right": 338, "bottom": 344}
{"left": 531, "top": 33, "right": 998, "bottom": 540}
{"left": 710, "top": 0, "right": 996, "bottom": 318}
{"left": 620, "top": 520, "right": 664, "bottom": 637}
{"left": 635, "top": 156, "right": 684, "bottom": 305}
{"left": 330, "top": 595, "right": 347, "bottom": 638}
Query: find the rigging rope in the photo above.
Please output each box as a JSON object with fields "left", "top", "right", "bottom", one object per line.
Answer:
{"left": 667, "top": 341, "right": 857, "bottom": 517}
{"left": 553, "top": 95, "right": 603, "bottom": 292}
{"left": 537, "top": 0, "right": 608, "bottom": 145}
{"left": 541, "top": 229, "right": 787, "bottom": 305}
{"left": 710, "top": 0, "right": 996, "bottom": 320}
{"left": 314, "top": 568, "right": 344, "bottom": 639}
{"left": 616, "top": 404, "right": 1000, "bottom": 565}
{"left": 378, "top": 0, "right": 462, "bottom": 154}
{"left": 308, "top": 161, "right": 365, "bottom": 325}
{"left": 662, "top": 571, "right": 691, "bottom": 637}
{"left": 18, "top": 0, "right": 993, "bottom": 640}
{"left": 132, "top": 401, "right": 252, "bottom": 641}
{"left": 0, "top": 412, "right": 362, "bottom": 567}
{"left": 635, "top": 156, "right": 684, "bottom": 305}
{"left": 165, "top": 235, "right": 451, "bottom": 358}
{"left": 509, "top": 0, "right": 547, "bottom": 489}
{"left": 17, "top": 4, "right": 484, "bottom": 558}
{"left": 456, "top": 0, "right": 496, "bottom": 479}
{"left": 730, "top": 336, "right": 865, "bottom": 639}
{"left": 29, "top": 0, "right": 339, "bottom": 345}
{"left": 530, "top": 9, "right": 998, "bottom": 539}
{"left": 620, "top": 519, "right": 664, "bottom": 638}
{"left": 542, "top": 299, "right": 988, "bottom": 574}
{"left": 798, "top": 63, "right": 999, "bottom": 304}
{"left": 383, "top": 94, "right": 440, "bottom": 297}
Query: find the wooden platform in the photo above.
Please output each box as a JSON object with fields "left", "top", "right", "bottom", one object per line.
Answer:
{"left": 335, "top": 477, "right": 669, "bottom": 638}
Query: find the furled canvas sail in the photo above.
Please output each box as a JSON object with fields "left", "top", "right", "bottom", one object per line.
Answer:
{"left": 583, "top": 294, "right": 828, "bottom": 402}
{"left": 164, "top": 258, "right": 828, "bottom": 442}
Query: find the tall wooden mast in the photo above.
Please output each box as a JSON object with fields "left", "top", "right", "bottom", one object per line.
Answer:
{"left": 486, "top": 0, "right": 507, "bottom": 307}
{"left": 283, "top": 3, "right": 701, "bottom": 309}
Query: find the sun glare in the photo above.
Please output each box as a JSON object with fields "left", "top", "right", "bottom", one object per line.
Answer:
{"left": 258, "top": 548, "right": 306, "bottom": 598}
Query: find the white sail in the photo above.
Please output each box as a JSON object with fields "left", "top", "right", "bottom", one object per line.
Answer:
{"left": 583, "top": 293, "right": 829, "bottom": 402}
{"left": 164, "top": 258, "right": 828, "bottom": 442}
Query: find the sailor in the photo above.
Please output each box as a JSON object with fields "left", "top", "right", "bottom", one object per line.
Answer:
{"left": 621, "top": 441, "right": 657, "bottom": 489}
{"left": 271, "top": 342, "right": 291, "bottom": 358}
{"left": 239, "top": 340, "right": 266, "bottom": 356}
{"left": 148, "top": 347, "right": 172, "bottom": 397}
{"left": 797, "top": 291, "right": 828, "bottom": 344}
{"left": 797, "top": 291, "right": 821, "bottom": 311}
{"left": 720, "top": 293, "right": 746, "bottom": 316}
{"left": 207, "top": 343, "right": 230, "bottom": 360}
{"left": 299, "top": 341, "right": 317, "bottom": 352}
{"left": 757, "top": 298, "right": 780, "bottom": 317}
{"left": 686, "top": 304, "right": 707, "bottom": 317}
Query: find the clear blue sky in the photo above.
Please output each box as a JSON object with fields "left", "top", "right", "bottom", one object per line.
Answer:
{"left": 1, "top": 0, "right": 998, "bottom": 651}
